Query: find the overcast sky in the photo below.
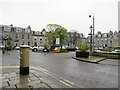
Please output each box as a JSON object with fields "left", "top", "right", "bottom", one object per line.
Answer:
{"left": 0, "top": 0, "right": 119, "bottom": 37}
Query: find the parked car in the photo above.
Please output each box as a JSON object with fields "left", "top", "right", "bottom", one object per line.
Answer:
{"left": 0, "top": 46, "right": 5, "bottom": 50}
{"left": 66, "top": 46, "right": 77, "bottom": 51}
{"left": 113, "top": 47, "right": 120, "bottom": 52}
{"left": 0, "top": 46, "right": 6, "bottom": 54}
{"left": 29, "top": 46, "right": 33, "bottom": 50}
{"left": 32, "top": 45, "right": 44, "bottom": 52}
{"left": 14, "top": 46, "right": 20, "bottom": 50}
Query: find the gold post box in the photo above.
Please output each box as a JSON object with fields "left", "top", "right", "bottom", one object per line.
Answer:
{"left": 20, "top": 45, "right": 29, "bottom": 75}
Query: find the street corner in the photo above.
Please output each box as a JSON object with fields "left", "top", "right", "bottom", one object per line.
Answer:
{"left": 1, "top": 70, "right": 58, "bottom": 89}
{"left": 0, "top": 66, "right": 79, "bottom": 88}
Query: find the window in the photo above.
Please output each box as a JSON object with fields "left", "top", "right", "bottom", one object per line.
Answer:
{"left": 15, "top": 34, "right": 18, "bottom": 38}
{"left": 4, "top": 27, "right": 11, "bottom": 31}
{"left": 110, "top": 41, "right": 112, "bottom": 43}
{"left": 22, "top": 29, "right": 25, "bottom": 32}
{"left": 11, "top": 27, "right": 14, "bottom": 31}
{"left": 16, "top": 28, "right": 22, "bottom": 32}
{"left": 28, "top": 42, "right": 30, "bottom": 45}
{"left": 98, "top": 34, "right": 101, "bottom": 38}
{"left": 16, "top": 43, "right": 18, "bottom": 46}
{"left": 104, "top": 34, "right": 107, "bottom": 38}
{"left": 40, "top": 39, "right": 42, "bottom": 44}
{"left": 28, "top": 35, "right": 30, "bottom": 39}
{"left": 34, "top": 38, "right": 36, "bottom": 40}
{"left": 22, "top": 34, "right": 24, "bottom": 39}
{"left": 22, "top": 42, "right": 24, "bottom": 45}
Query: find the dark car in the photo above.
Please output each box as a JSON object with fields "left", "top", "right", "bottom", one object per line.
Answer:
{"left": 66, "top": 46, "right": 77, "bottom": 51}
{"left": 0, "top": 46, "right": 6, "bottom": 54}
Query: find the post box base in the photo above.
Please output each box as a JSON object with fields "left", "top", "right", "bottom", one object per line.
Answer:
{"left": 20, "top": 67, "right": 29, "bottom": 75}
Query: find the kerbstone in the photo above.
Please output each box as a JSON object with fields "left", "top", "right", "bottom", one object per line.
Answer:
{"left": 8, "top": 79, "right": 20, "bottom": 86}
{"left": 5, "top": 85, "right": 16, "bottom": 88}
{"left": 30, "top": 83, "right": 50, "bottom": 88}
{"left": 16, "top": 84, "right": 29, "bottom": 88}
{"left": 2, "top": 81, "right": 9, "bottom": 87}
{"left": 27, "top": 80, "right": 41, "bottom": 86}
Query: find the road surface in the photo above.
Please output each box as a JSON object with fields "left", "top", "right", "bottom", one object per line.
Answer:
{"left": 2, "top": 50, "right": 118, "bottom": 88}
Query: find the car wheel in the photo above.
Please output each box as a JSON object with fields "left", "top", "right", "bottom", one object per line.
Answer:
{"left": 33, "top": 48, "right": 37, "bottom": 52}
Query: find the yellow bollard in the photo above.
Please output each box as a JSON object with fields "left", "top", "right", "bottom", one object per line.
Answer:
{"left": 20, "top": 45, "right": 30, "bottom": 75}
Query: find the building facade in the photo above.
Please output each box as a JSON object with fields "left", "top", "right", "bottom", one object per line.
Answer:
{"left": 32, "top": 29, "right": 48, "bottom": 46}
{"left": 68, "top": 32, "right": 86, "bottom": 46}
{"left": 87, "top": 31, "right": 119, "bottom": 49}
{"left": 1, "top": 25, "right": 33, "bottom": 47}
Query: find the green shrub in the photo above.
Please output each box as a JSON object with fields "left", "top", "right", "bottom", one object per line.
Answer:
{"left": 7, "top": 40, "right": 13, "bottom": 50}
{"left": 43, "top": 43, "right": 50, "bottom": 49}
{"left": 7, "top": 44, "right": 13, "bottom": 50}
{"left": 61, "top": 49, "right": 68, "bottom": 52}
{"left": 92, "top": 52, "right": 119, "bottom": 59}
{"left": 101, "top": 48, "right": 112, "bottom": 51}
{"left": 77, "top": 42, "right": 89, "bottom": 52}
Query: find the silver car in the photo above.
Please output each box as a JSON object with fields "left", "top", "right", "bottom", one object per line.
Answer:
{"left": 32, "top": 45, "right": 44, "bottom": 52}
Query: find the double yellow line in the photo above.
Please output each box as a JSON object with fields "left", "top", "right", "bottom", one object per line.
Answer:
{"left": 0, "top": 66, "right": 79, "bottom": 88}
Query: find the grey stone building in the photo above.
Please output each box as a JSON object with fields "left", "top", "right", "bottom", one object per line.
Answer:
{"left": 87, "top": 31, "right": 119, "bottom": 49}
{"left": 1, "top": 24, "right": 33, "bottom": 47}
{"left": 32, "top": 29, "right": 48, "bottom": 46}
{"left": 68, "top": 32, "right": 86, "bottom": 46}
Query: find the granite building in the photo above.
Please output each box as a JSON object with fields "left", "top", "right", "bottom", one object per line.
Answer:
{"left": 68, "top": 32, "right": 86, "bottom": 46}
{"left": 32, "top": 29, "right": 48, "bottom": 46}
{"left": 1, "top": 24, "right": 33, "bottom": 47}
{"left": 87, "top": 31, "right": 119, "bottom": 49}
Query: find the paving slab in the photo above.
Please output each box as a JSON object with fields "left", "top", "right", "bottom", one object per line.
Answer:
{"left": 29, "top": 83, "right": 50, "bottom": 88}
{"left": 5, "top": 85, "right": 16, "bottom": 88}
{"left": 2, "top": 78, "right": 9, "bottom": 82}
{"left": 2, "top": 81, "right": 9, "bottom": 88}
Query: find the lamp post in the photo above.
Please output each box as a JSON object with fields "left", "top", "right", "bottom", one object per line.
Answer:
{"left": 89, "top": 25, "right": 93, "bottom": 53}
{"left": 89, "top": 13, "right": 95, "bottom": 52}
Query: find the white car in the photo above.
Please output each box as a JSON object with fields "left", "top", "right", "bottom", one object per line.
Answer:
{"left": 32, "top": 46, "right": 44, "bottom": 52}
{"left": 14, "top": 46, "right": 20, "bottom": 50}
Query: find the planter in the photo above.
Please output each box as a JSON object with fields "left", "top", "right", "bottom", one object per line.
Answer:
{"left": 76, "top": 51, "right": 89, "bottom": 58}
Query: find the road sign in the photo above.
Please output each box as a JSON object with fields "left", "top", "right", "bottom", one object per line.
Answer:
{"left": 64, "top": 37, "right": 67, "bottom": 40}
{"left": 56, "top": 38, "right": 60, "bottom": 44}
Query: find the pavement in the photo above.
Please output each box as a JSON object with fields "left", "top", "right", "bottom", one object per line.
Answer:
{"left": 1, "top": 67, "right": 58, "bottom": 89}
{"left": 1, "top": 66, "right": 82, "bottom": 89}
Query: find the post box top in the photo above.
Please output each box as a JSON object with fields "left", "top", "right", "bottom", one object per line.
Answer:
{"left": 20, "top": 45, "right": 30, "bottom": 48}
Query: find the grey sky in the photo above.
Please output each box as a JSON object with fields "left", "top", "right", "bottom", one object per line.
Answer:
{"left": 0, "top": 0, "right": 119, "bottom": 37}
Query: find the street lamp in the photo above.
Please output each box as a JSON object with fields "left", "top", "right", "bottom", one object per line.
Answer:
{"left": 89, "top": 13, "right": 95, "bottom": 52}
{"left": 89, "top": 25, "right": 93, "bottom": 53}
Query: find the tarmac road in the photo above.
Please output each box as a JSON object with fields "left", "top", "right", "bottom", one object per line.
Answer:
{"left": 2, "top": 50, "right": 118, "bottom": 88}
